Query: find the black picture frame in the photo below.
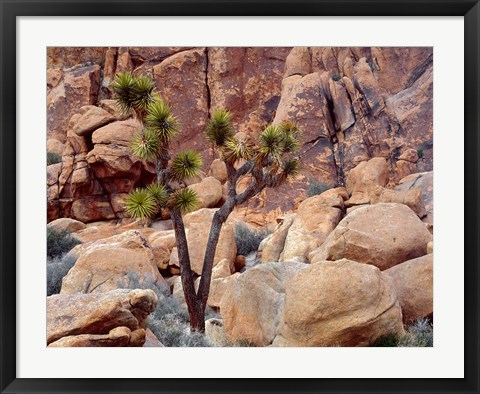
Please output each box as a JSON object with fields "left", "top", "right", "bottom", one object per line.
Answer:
{"left": 1, "top": 1, "right": 478, "bottom": 393}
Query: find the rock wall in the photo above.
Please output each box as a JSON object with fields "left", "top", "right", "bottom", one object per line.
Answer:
{"left": 47, "top": 47, "right": 432, "bottom": 222}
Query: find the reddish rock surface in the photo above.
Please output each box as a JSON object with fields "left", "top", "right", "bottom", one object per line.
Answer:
{"left": 46, "top": 46, "right": 433, "bottom": 223}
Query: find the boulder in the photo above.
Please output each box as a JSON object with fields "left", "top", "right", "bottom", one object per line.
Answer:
{"left": 205, "top": 318, "right": 229, "bottom": 346}
{"left": 276, "top": 259, "right": 404, "bottom": 346}
{"left": 47, "top": 138, "right": 65, "bottom": 156}
{"left": 369, "top": 186, "right": 427, "bottom": 218}
{"left": 47, "top": 217, "right": 86, "bottom": 233}
{"left": 48, "top": 65, "right": 101, "bottom": 142}
{"left": 143, "top": 328, "right": 165, "bottom": 347}
{"left": 70, "top": 195, "right": 116, "bottom": 223}
{"left": 384, "top": 254, "right": 433, "bottom": 323}
{"left": 310, "top": 203, "right": 432, "bottom": 270}
{"left": 208, "top": 273, "right": 240, "bottom": 308}
{"left": 208, "top": 159, "right": 228, "bottom": 184}
{"left": 170, "top": 208, "right": 236, "bottom": 275}
{"left": 61, "top": 230, "right": 168, "bottom": 295}
{"left": 48, "top": 327, "right": 145, "bottom": 347}
{"left": 280, "top": 191, "right": 344, "bottom": 263}
{"left": 396, "top": 171, "right": 433, "bottom": 226}
{"left": 258, "top": 214, "right": 295, "bottom": 263}
{"left": 346, "top": 157, "right": 388, "bottom": 205}
{"left": 47, "top": 288, "right": 157, "bottom": 344}
{"left": 220, "top": 262, "right": 307, "bottom": 346}
{"left": 188, "top": 177, "right": 223, "bottom": 209}
{"left": 73, "top": 106, "right": 115, "bottom": 136}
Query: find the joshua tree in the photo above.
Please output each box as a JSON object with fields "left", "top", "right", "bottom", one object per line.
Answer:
{"left": 112, "top": 72, "right": 301, "bottom": 332}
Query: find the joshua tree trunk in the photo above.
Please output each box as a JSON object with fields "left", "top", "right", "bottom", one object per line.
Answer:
{"left": 170, "top": 209, "right": 205, "bottom": 331}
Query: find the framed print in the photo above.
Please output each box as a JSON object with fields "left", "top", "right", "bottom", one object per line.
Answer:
{"left": 1, "top": 0, "right": 479, "bottom": 393}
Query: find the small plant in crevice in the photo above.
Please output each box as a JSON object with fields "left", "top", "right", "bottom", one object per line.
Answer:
{"left": 332, "top": 73, "right": 342, "bottom": 82}
{"left": 47, "top": 253, "right": 78, "bottom": 296}
{"left": 307, "top": 179, "right": 331, "bottom": 197}
{"left": 234, "top": 222, "right": 269, "bottom": 257}
{"left": 417, "top": 148, "right": 424, "bottom": 159}
{"left": 47, "top": 227, "right": 81, "bottom": 259}
{"left": 47, "top": 151, "right": 62, "bottom": 165}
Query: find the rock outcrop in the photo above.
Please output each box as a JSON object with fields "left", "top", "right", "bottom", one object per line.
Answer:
{"left": 220, "top": 262, "right": 308, "bottom": 346}
{"left": 47, "top": 288, "right": 157, "bottom": 346}
{"left": 276, "top": 259, "right": 405, "bottom": 346}
{"left": 47, "top": 47, "right": 433, "bottom": 222}
{"left": 384, "top": 254, "right": 433, "bottom": 323}
{"left": 61, "top": 230, "right": 169, "bottom": 295}
{"left": 310, "top": 203, "right": 432, "bottom": 270}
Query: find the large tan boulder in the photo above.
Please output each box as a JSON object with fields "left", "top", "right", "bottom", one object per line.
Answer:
{"left": 396, "top": 171, "right": 433, "bottom": 226}
{"left": 47, "top": 288, "right": 157, "bottom": 344}
{"left": 61, "top": 230, "right": 168, "bottom": 295}
{"left": 73, "top": 106, "right": 115, "bottom": 136}
{"left": 276, "top": 259, "right": 404, "bottom": 346}
{"left": 384, "top": 254, "right": 433, "bottom": 323}
{"left": 48, "top": 327, "right": 145, "bottom": 347}
{"left": 280, "top": 190, "right": 344, "bottom": 263}
{"left": 258, "top": 215, "right": 295, "bottom": 263}
{"left": 208, "top": 159, "right": 228, "bottom": 184}
{"left": 310, "top": 203, "right": 432, "bottom": 270}
{"left": 170, "top": 208, "right": 236, "bottom": 275}
{"left": 220, "top": 262, "right": 308, "bottom": 346}
{"left": 346, "top": 157, "right": 388, "bottom": 205}
{"left": 188, "top": 176, "right": 223, "bottom": 209}
{"left": 370, "top": 186, "right": 427, "bottom": 218}
{"left": 47, "top": 217, "right": 86, "bottom": 233}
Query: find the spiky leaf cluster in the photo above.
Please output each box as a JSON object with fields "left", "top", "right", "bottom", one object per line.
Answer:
{"left": 146, "top": 183, "right": 168, "bottom": 207}
{"left": 171, "top": 150, "right": 203, "bottom": 181}
{"left": 111, "top": 72, "right": 155, "bottom": 118}
{"left": 222, "top": 138, "right": 253, "bottom": 164}
{"left": 125, "top": 188, "right": 158, "bottom": 219}
{"left": 205, "top": 109, "right": 234, "bottom": 147}
{"left": 169, "top": 188, "right": 199, "bottom": 213}
{"left": 145, "top": 99, "right": 179, "bottom": 143}
{"left": 130, "top": 128, "right": 161, "bottom": 161}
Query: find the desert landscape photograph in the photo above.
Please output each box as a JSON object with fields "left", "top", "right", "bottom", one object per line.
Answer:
{"left": 46, "top": 46, "right": 433, "bottom": 348}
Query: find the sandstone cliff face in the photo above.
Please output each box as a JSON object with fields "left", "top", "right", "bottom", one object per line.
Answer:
{"left": 47, "top": 47, "right": 432, "bottom": 223}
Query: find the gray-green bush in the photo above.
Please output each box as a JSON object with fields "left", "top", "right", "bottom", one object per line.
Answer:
{"left": 146, "top": 295, "right": 218, "bottom": 347}
{"left": 47, "top": 151, "right": 62, "bottom": 165}
{"left": 307, "top": 179, "right": 331, "bottom": 197}
{"left": 47, "top": 227, "right": 81, "bottom": 259}
{"left": 234, "top": 222, "right": 269, "bottom": 256}
{"left": 372, "top": 318, "right": 433, "bottom": 347}
{"left": 47, "top": 254, "right": 77, "bottom": 296}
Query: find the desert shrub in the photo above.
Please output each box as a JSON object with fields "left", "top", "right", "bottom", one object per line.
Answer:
{"left": 307, "top": 179, "right": 331, "bottom": 197}
{"left": 116, "top": 271, "right": 170, "bottom": 301}
{"left": 332, "top": 73, "right": 341, "bottom": 81}
{"left": 47, "top": 227, "right": 81, "bottom": 259}
{"left": 47, "top": 151, "right": 62, "bottom": 165}
{"left": 371, "top": 318, "right": 433, "bottom": 347}
{"left": 234, "top": 222, "right": 269, "bottom": 256}
{"left": 398, "top": 318, "right": 433, "bottom": 347}
{"left": 147, "top": 295, "right": 215, "bottom": 347}
{"left": 47, "top": 253, "right": 77, "bottom": 296}
{"left": 371, "top": 333, "right": 400, "bottom": 347}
